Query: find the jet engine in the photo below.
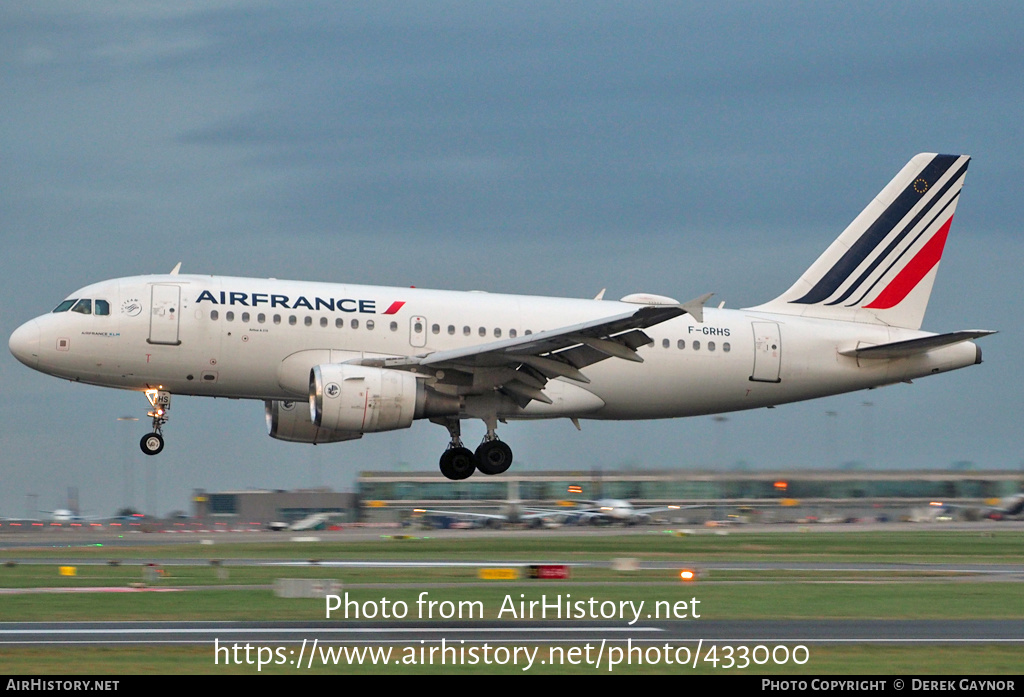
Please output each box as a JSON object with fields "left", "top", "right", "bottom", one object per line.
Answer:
{"left": 310, "top": 364, "right": 460, "bottom": 433}
{"left": 265, "top": 399, "right": 362, "bottom": 444}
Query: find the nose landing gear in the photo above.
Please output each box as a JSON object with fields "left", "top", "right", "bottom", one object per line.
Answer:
{"left": 140, "top": 389, "right": 170, "bottom": 456}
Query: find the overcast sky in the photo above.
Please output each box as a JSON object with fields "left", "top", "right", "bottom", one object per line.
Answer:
{"left": 2, "top": 1, "right": 1021, "bottom": 516}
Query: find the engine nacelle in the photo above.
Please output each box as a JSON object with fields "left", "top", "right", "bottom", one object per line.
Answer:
{"left": 310, "top": 364, "right": 459, "bottom": 433}
{"left": 265, "top": 399, "right": 363, "bottom": 444}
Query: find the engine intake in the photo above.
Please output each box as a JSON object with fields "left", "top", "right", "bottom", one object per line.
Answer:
{"left": 265, "top": 399, "right": 362, "bottom": 444}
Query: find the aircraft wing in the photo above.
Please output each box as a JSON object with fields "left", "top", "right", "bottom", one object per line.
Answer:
{"left": 359, "top": 296, "right": 711, "bottom": 407}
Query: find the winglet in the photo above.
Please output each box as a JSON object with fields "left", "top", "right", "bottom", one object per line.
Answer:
{"left": 680, "top": 293, "right": 714, "bottom": 324}
{"left": 169, "top": 262, "right": 182, "bottom": 275}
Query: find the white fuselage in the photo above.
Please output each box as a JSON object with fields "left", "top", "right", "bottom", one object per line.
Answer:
{"left": 11, "top": 273, "right": 980, "bottom": 422}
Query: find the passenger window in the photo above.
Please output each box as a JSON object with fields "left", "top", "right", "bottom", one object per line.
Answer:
{"left": 366, "top": 320, "right": 375, "bottom": 330}
{"left": 274, "top": 315, "right": 281, "bottom": 325}
{"left": 304, "top": 316, "right": 312, "bottom": 327}
{"left": 677, "top": 339, "right": 685, "bottom": 349}
{"left": 463, "top": 326, "right": 471, "bottom": 336}
{"left": 692, "top": 341, "right": 700, "bottom": 350}
{"left": 336, "top": 318, "right": 344, "bottom": 328}
{"left": 71, "top": 299, "right": 92, "bottom": 315}
{"left": 723, "top": 342, "right": 731, "bottom": 353}
{"left": 351, "top": 319, "right": 359, "bottom": 329}
{"left": 390, "top": 321, "right": 398, "bottom": 332}
{"left": 53, "top": 299, "right": 77, "bottom": 313}
{"left": 662, "top": 338, "right": 669, "bottom": 348}
{"left": 708, "top": 341, "right": 716, "bottom": 351}
{"left": 320, "top": 317, "right": 327, "bottom": 328}
{"left": 242, "top": 312, "right": 250, "bottom": 323}
{"left": 257, "top": 313, "right": 266, "bottom": 324}
{"left": 509, "top": 329, "right": 517, "bottom": 338}
{"left": 431, "top": 324, "right": 440, "bottom": 334}
{"left": 225, "top": 311, "right": 234, "bottom": 322}
{"left": 211, "top": 310, "right": 219, "bottom": 321}
{"left": 288, "top": 315, "right": 297, "bottom": 326}
{"left": 494, "top": 328, "right": 502, "bottom": 338}
{"left": 448, "top": 325, "right": 455, "bottom": 335}
{"left": 478, "top": 327, "right": 486, "bottom": 337}
{"left": 95, "top": 300, "right": 110, "bottom": 316}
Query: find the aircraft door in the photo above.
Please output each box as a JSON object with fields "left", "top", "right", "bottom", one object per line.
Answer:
{"left": 409, "top": 316, "right": 427, "bottom": 348}
{"left": 148, "top": 284, "right": 182, "bottom": 346}
{"left": 750, "top": 321, "right": 781, "bottom": 383}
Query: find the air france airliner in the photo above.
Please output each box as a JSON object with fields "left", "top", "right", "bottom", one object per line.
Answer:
{"left": 9, "top": 154, "right": 994, "bottom": 480}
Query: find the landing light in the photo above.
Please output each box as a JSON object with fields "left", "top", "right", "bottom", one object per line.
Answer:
{"left": 679, "top": 569, "right": 696, "bottom": 582}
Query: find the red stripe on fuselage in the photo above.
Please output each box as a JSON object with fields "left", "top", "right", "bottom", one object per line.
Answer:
{"left": 864, "top": 216, "right": 953, "bottom": 310}
{"left": 383, "top": 301, "right": 406, "bottom": 315}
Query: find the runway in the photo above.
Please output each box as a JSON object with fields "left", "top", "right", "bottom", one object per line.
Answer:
{"left": 0, "top": 520, "right": 1020, "bottom": 548}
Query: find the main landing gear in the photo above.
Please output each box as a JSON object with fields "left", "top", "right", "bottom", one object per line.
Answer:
{"left": 436, "top": 418, "right": 514, "bottom": 480}
{"left": 139, "top": 389, "right": 170, "bottom": 456}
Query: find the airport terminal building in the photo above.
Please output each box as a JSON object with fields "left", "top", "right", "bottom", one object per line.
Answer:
{"left": 190, "top": 471, "right": 1022, "bottom": 526}
{"left": 355, "top": 470, "right": 1024, "bottom": 525}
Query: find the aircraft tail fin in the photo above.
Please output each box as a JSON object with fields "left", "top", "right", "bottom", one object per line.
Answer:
{"left": 750, "top": 153, "right": 971, "bottom": 329}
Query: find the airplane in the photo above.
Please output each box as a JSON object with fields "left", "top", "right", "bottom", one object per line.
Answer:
{"left": 9, "top": 153, "right": 994, "bottom": 481}
{"left": 408, "top": 481, "right": 575, "bottom": 529}
{"left": 560, "top": 499, "right": 690, "bottom": 526}
{"left": 45, "top": 508, "right": 91, "bottom": 523}
{"left": 914, "top": 493, "right": 1024, "bottom": 522}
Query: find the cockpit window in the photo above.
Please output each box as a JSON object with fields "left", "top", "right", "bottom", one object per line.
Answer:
{"left": 95, "top": 299, "right": 110, "bottom": 316}
{"left": 52, "top": 299, "right": 77, "bottom": 313}
{"left": 70, "top": 299, "right": 92, "bottom": 315}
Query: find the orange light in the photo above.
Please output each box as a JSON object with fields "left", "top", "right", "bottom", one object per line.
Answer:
{"left": 679, "top": 569, "right": 696, "bottom": 582}
{"left": 773, "top": 481, "right": 788, "bottom": 490}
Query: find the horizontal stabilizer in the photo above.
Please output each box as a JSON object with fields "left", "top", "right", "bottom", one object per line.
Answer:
{"left": 839, "top": 330, "right": 996, "bottom": 359}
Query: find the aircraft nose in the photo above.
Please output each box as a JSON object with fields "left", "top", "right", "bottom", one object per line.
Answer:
{"left": 9, "top": 319, "right": 41, "bottom": 369}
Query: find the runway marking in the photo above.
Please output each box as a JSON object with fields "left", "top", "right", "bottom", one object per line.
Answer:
{"left": 1, "top": 639, "right": 1022, "bottom": 647}
{"left": 0, "top": 587, "right": 182, "bottom": 594}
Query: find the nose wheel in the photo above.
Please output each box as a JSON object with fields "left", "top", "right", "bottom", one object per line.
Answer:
{"left": 140, "top": 433, "right": 164, "bottom": 456}
{"left": 139, "top": 389, "right": 171, "bottom": 456}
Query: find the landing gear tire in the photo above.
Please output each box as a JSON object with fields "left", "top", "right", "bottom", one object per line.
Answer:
{"left": 475, "top": 440, "right": 513, "bottom": 475}
{"left": 140, "top": 433, "right": 164, "bottom": 456}
{"left": 439, "top": 447, "right": 477, "bottom": 481}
